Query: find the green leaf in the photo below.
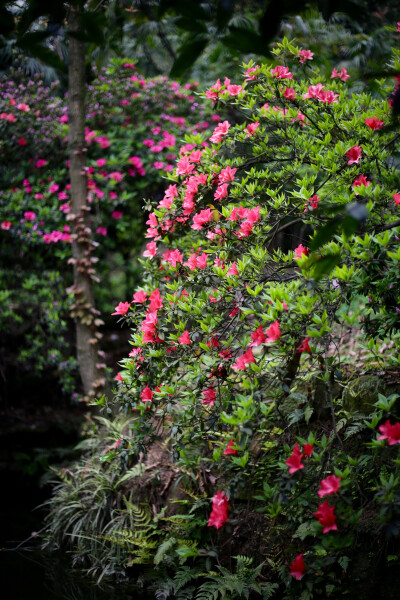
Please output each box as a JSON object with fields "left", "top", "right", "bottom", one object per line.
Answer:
{"left": 223, "top": 26, "right": 268, "bottom": 56}
{"left": 170, "top": 36, "right": 208, "bottom": 78}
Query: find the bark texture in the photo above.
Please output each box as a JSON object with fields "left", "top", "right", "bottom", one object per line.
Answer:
{"left": 67, "top": 3, "right": 109, "bottom": 400}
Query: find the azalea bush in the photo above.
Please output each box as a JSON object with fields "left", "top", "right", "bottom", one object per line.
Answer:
{"left": 96, "top": 39, "right": 400, "bottom": 597}
{"left": 0, "top": 60, "right": 216, "bottom": 396}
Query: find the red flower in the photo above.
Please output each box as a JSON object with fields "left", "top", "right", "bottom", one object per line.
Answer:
{"left": 365, "top": 117, "right": 384, "bottom": 130}
{"left": 352, "top": 174, "right": 371, "bottom": 189}
{"left": 250, "top": 325, "right": 266, "bottom": 347}
{"left": 208, "top": 490, "right": 229, "bottom": 529}
{"left": 289, "top": 553, "right": 306, "bottom": 580}
{"left": 284, "top": 87, "right": 296, "bottom": 99}
{"left": 202, "top": 387, "right": 216, "bottom": 406}
{"left": 297, "top": 337, "right": 311, "bottom": 354}
{"left": 141, "top": 385, "right": 153, "bottom": 402}
{"left": 178, "top": 330, "right": 191, "bottom": 345}
{"left": 317, "top": 475, "right": 341, "bottom": 498}
{"left": 114, "top": 373, "right": 124, "bottom": 381}
{"left": 392, "top": 193, "right": 400, "bottom": 206}
{"left": 265, "top": 320, "right": 281, "bottom": 343}
{"left": 377, "top": 419, "right": 400, "bottom": 445}
{"left": 303, "top": 444, "right": 313, "bottom": 457}
{"left": 294, "top": 244, "right": 309, "bottom": 259}
{"left": 285, "top": 443, "right": 304, "bottom": 474}
{"left": 112, "top": 301, "right": 130, "bottom": 315}
{"left": 314, "top": 500, "right": 338, "bottom": 533}
{"left": 345, "top": 146, "right": 362, "bottom": 165}
{"left": 232, "top": 348, "right": 256, "bottom": 371}
{"left": 223, "top": 439, "right": 238, "bottom": 455}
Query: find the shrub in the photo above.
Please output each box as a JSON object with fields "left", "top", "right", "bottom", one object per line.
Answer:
{"left": 0, "top": 60, "right": 215, "bottom": 397}
{"left": 102, "top": 38, "right": 400, "bottom": 597}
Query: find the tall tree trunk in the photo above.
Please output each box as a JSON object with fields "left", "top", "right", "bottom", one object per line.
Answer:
{"left": 67, "top": 3, "right": 110, "bottom": 402}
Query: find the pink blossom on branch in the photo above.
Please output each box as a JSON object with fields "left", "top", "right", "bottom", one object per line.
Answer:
{"left": 265, "top": 320, "right": 281, "bottom": 343}
{"left": 208, "top": 490, "right": 229, "bottom": 529}
{"left": 223, "top": 439, "right": 238, "bottom": 455}
{"left": 112, "top": 301, "right": 130, "bottom": 316}
{"left": 289, "top": 553, "right": 306, "bottom": 580}
{"left": 232, "top": 348, "right": 256, "bottom": 371}
{"left": 345, "top": 145, "right": 362, "bottom": 165}
{"left": 178, "top": 330, "right": 191, "bottom": 345}
{"left": 141, "top": 385, "right": 154, "bottom": 402}
{"left": 314, "top": 500, "right": 338, "bottom": 533}
{"left": 271, "top": 65, "right": 293, "bottom": 80}
{"left": 285, "top": 443, "right": 304, "bottom": 474}
{"left": 365, "top": 117, "right": 384, "bottom": 130}
{"left": 298, "top": 49, "right": 314, "bottom": 63}
{"left": 202, "top": 387, "right": 216, "bottom": 406}
{"left": 317, "top": 475, "right": 342, "bottom": 498}
{"left": 377, "top": 420, "right": 400, "bottom": 445}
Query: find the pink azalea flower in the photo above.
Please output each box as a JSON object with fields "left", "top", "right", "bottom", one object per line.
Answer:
{"left": 246, "top": 121, "right": 259, "bottom": 137}
{"left": 223, "top": 439, "right": 238, "bottom": 455}
{"left": 232, "top": 348, "right": 256, "bottom": 371}
{"left": 112, "top": 211, "right": 123, "bottom": 219}
{"left": 214, "top": 183, "right": 228, "bottom": 201}
{"left": 24, "top": 211, "right": 36, "bottom": 221}
{"left": 17, "top": 103, "right": 30, "bottom": 112}
{"left": 303, "top": 444, "right": 313, "bottom": 457}
{"left": 208, "top": 490, "right": 229, "bottom": 529}
{"left": 365, "top": 117, "right": 384, "bottom": 130}
{"left": 265, "top": 320, "right": 281, "bottom": 343}
{"left": 178, "top": 330, "right": 191, "bottom": 345}
{"left": 226, "top": 262, "right": 239, "bottom": 276}
{"left": 133, "top": 290, "right": 148, "bottom": 304}
{"left": 35, "top": 159, "right": 47, "bottom": 168}
{"left": 290, "top": 553, "right": 306, "bottom": 580}
{"left": 218, "top": 166, "right": 237, "bottom": 183}
{"left": 297, "top": 337, "right": 311, "bottom": 354}
{"left": 227, "top": 84, "right": 244, "bottom": 96}
{"left": 209, "top": 120, "right": 230, "bottom": 143}
{"left": 392, "top": 193, "right": 400, "bottom": 206}
{"left": 318, "top": 475, "right": 342, "bottom": 498}
{"left": 1, "top": 221, "right": 11, "bottom": 230}
{"left": 298, "top": 49, "right": 314, "bottom": 63}
{"left": 109, "top": 171, "right": 123, "bottom": 182}
{"left": 49, "top": 183, "right": 59, "bottom": 194}
{"left": 294, "top": 244, "right": 309, "bottom": 259}
{"left": 271, "top": 65, "right": 293, "bottom": 79}
{"left": 141, "top": 385, "right": 153, "bottom": 402}
{"left": 149, "top": 288, "right": 163, "bottom": 312}
{"left": 352, "top": 174, "right": 371, "bottom": 190}
{"left": 96, "top": 158, "right": 106, "bottom": 167}
{"left": 285, "top": 443, "right": 304, "bottom": 474}
{"left": 284, "top": 87, "right": 296, "bottom": 99}
{"left": 191, "top": 208, "right": 213, "bottom": 230}
{"left": 345, "top": 145, "right": 362, "bottom": 165}
{"left": 114, "top": 373, "right": 124, "bottom": 382}
{"left": 250, "top": 325, "right": 266, "bottom": 347}
{"left": 112, "top": 301, "right": 130, "bottom": 316}
{"left": 202, "top": 387, "right": 216, "bottom": 406}
{"left": 143, "top": 242, "right": 157, "bottom": 258}
{"left": 314, "top": 500, "right": 338, "bottom": 534}
{"left": 96, "top": 226, "right": 107, "bottom": 236}
{"left": 377, "top": 419, "right": 400, "bottom": 445}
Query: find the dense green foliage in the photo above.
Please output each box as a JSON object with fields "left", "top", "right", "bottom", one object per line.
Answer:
{"left": 0, "top": 59, "right": 214, "bottom": 396}
{"left": 44, "top": 35, "right": 400, "bottom": 599}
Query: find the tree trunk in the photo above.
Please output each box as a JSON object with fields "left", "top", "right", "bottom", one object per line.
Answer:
{"left": 67, "top": 3, "right": 110, "bottom": 402}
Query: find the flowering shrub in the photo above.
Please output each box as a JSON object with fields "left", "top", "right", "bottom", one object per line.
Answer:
{"left": 0, "top": 60, "right": 216, "bottom": 396}
{"left": 106, "top": 39, "right": 400, "bottom": 596}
